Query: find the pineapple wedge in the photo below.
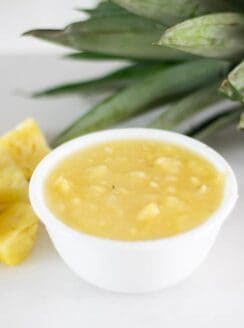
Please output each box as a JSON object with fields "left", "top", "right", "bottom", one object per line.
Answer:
{"left": 0, "top": 146, "right": 28, "bottom": 204}
{"left": 0, "top": 203, "right": 38, "bottom": 266}
{"left": 0, "top": 118, "right": 50, "bottom": 179}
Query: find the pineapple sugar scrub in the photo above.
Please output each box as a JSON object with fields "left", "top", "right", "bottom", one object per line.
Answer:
{"left": 44, "top": 139, "right": 225, "bottom": 241}
{"left": 30, "top": 129, "right": 238, "bottom": 292}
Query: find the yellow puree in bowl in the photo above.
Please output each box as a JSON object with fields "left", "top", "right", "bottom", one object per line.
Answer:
{"left": 45, "top": 140, "right": 225, "bottom": 241}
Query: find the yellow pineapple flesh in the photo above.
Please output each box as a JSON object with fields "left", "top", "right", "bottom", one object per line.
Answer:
{"left": 0, "top": 203, "right": 38, "bottom": 266}
{"left": 0, "top": 118, "right": 50, "bottom": 179}
{"left": 0, "top": 146, "right": 28, "bottom": 205}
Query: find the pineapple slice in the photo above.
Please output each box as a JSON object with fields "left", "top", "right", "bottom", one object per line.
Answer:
{"left": 0, "top": 118, "right": 50, "bottom": 179}
{"left": 0, "top": 203, "right": 38, "bottom": 266}
{"left": 0, "top": 146, "right": 28, "bottom": 204}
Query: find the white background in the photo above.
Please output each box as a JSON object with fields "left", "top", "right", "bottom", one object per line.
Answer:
{"left": 0, "top": 1, "right": 244, "bottom": 327}
{"left": 0, "top": 54, "right": 243, "bottom": 328}
{"left": 0, "top": 0, "right": 97, "bottom": 54}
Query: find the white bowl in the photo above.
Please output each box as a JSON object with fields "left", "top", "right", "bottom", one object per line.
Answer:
{"left": 29, "top": 129, "right": 238, "bottom": 293}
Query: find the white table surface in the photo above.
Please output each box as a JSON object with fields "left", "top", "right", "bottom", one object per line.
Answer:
{"left": 0, "top": 55, "right": 243, "bottom": 328}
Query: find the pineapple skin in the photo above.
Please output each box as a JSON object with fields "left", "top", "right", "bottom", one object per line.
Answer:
{"left": 0, "top": 118, "right": 50, "bottom": 179}
{"left": 0, "top": 203, "right": 38, "bottom": 266}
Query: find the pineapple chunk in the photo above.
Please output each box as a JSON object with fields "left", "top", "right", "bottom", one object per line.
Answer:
{"left": 137, "top": 202, "right": 160, "bottom": 221}
{"left": 0, "top": 118, "right": 50, "bottom": 179}
{"left": 0, "top": 203, "right": 38, "bottom": 266}
{"left": 0, "top": 146, "right": 28, "bottom": 204}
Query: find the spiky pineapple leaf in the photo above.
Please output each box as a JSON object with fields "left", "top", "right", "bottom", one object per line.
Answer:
{"left": 187, "top": 107, "right": 243, "bottom": 140}
{"left": 52, "top": 59, "right": 230, "bottom": 146}
{"left": 220, "top": 61, "right": 244, "bottom": 103}
{"left": 32, "top": 62, "right": 166, "bottom": 97}
{"left": 219, "top": 79, "right": 236, "bottom": 100}
{"left": 112, "top": 0, "right": 236, "bottom": 26}
{"left": 24, "top": 11, "right": 197, "bottom": 61}
{"left": 79, "top": 1, "right": 129, "bottom": 18}
{"left": 149, "top": 82, "right": 222, "bottom": 130}
{"left": 23, "top": 29, "right": 72, "bottom": 48}
{"left": 65, "top": 51, "right": 159, "bottom": 61}
{"left": 159, "top": 13, "right": 244, "bottom": 60}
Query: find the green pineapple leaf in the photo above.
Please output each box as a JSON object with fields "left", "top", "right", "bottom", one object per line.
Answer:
{"left": 159, "top": 13, "right": 244, "bottom": 60}
{"left": 65, "top": 51, "right": 160, "bottom": 61}
{"left": 24, "top": 12, "right": 197, "bottom": 61}
{"left": 187, "top": 107, "right": 243, "bottom": 140}
{"left": 220, "top": 61, "right": 244, "bottom": 103}
{"left": 23, "top": 29, "right": 72, "bottom": 48}
{"left": 32, "top": 62, "right": 166, "bottom": 97}
{"left": 149, "top": 82, "right": 222, "bottom": 130}
{"left": 23, "top": 0, "right": 244, "bottom": 143}
{"left": 52, "top": 59, "right": 230, "bottom": 146}
{"left": 112, "top": 0, "right": 236, "bottom": 26}
{"left": 78, "top": 1, "right": 129, "bottom": 18}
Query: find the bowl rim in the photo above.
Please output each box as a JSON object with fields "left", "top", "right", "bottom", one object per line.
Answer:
{"left": 29, "top": 128, "right": 238, "bottom": 249}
